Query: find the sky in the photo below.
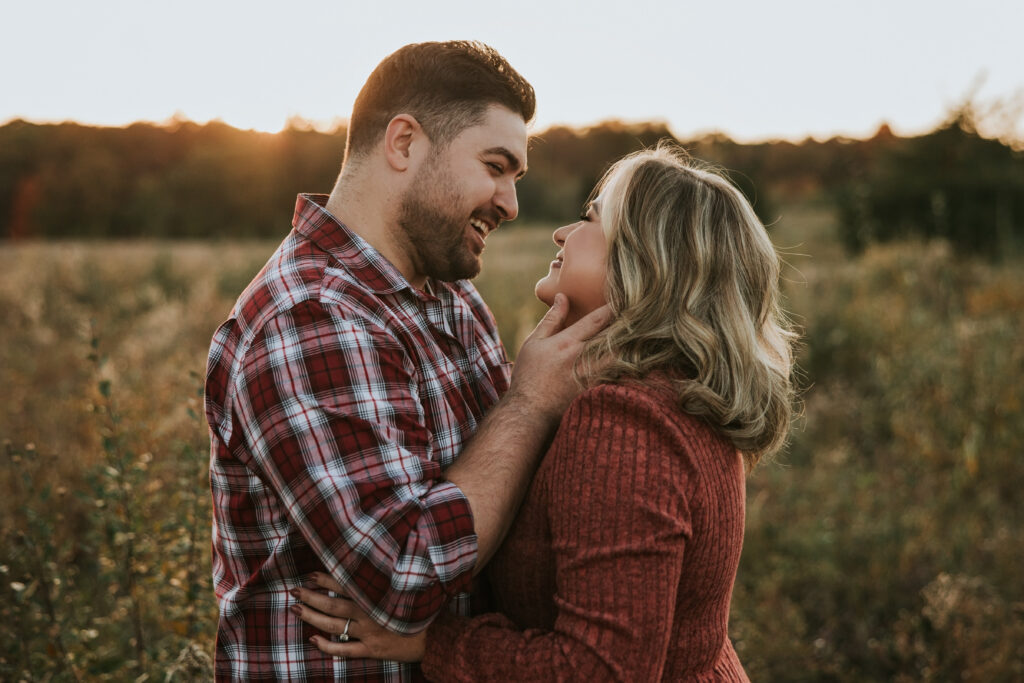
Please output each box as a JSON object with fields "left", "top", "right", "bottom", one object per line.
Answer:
{"left": 2, "top": 0, "right": 1022, "bottom": 143}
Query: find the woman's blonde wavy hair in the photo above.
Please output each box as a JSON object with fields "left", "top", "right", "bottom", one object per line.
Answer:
{"left": 576, "top": 144, "right": 798, "bottom": 467}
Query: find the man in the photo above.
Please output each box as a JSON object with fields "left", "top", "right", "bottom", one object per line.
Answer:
{"left": 205, "top": 41, "right": 608, "bottom": 681}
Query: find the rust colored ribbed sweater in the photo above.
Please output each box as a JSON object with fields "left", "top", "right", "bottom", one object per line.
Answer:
{"left": 421, "top": 381, "right": 750, "bottom": 682}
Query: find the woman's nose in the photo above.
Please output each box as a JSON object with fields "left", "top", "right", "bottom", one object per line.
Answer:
{"left": 552, "top": 222, "right": 575, "bottom": 246}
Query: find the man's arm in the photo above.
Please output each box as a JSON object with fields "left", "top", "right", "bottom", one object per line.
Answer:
{"left": 420, "top": 384, "right": 694, "bottom": 682}
{"left": 444, "top": 294, "right": 612, "bottom": 569}
{"left": 235, "top": 299, "right": 478, "bottom": 633}
{"left": 236, "top": 293, "right": 607, "bottom": 632}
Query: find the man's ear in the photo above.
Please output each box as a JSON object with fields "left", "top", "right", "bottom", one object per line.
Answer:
{"left": 383, "top": 114, "right": 429, "bottom": 172}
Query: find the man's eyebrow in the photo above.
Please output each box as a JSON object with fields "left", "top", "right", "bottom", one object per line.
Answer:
{"left": 484, "top": 146, "right": 527, "bottom": 178}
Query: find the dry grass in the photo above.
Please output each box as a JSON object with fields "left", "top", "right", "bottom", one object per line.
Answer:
{"left": 2, "top": 206, "right": 1022, "bottom": 680}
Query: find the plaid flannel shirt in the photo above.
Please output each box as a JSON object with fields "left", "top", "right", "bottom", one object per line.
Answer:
{"left": 205, "top": 194, "right": 511, "bottom": 681}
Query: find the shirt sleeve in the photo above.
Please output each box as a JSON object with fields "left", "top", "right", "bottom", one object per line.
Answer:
{"left": 421, "top": 384, "right": 693, "bottom": 681}
{"left": 233, "top": 299, "right": 478, "bottom": 633}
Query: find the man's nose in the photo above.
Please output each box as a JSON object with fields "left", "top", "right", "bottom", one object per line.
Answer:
{"left": 494, "top": 179, "right": 519, "bottom": 222}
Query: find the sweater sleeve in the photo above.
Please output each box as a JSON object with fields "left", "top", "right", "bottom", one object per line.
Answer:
{"left": 421, "top": 384, "right": 693, "bottom": 682}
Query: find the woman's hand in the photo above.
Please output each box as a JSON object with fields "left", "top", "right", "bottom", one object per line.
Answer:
{"left": 290, "top": 573, "right": 427, "bottom": 662}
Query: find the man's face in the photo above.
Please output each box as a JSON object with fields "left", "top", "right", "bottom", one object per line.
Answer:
{"left": 398, "top": 105, "right": 528, "bottom": 283}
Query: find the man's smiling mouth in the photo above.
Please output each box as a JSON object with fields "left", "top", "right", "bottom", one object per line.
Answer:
{"left": 469, "top": 216, "right": 492, "bottom": 239}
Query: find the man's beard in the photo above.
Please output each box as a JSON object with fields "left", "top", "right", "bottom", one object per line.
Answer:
{"left": 397, "top": 158, "right": 481, "bottom": 283}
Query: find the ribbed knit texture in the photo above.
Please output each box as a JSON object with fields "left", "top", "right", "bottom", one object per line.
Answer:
{"left": 421, "top": 380, "right": 750, "bottom": 682}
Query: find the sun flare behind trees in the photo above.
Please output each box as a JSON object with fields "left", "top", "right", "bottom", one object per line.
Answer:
{"left": 3, "top": 106, "right": 1022, "bottom": 256}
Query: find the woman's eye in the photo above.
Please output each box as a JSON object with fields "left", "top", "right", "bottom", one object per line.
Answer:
{"left": 578, "top": 212, "right": 590, "bottom": 222}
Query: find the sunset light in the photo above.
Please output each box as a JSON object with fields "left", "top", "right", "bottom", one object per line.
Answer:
{"left": 3, "top": 0, "right": 1022, "bottom": 141}
{"left": 3, "top": 1, "right": 1023, "bottom": 680}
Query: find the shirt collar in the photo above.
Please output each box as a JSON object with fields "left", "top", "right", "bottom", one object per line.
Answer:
{"left": 292, "top": 193, "right": 415, "bottom": 296}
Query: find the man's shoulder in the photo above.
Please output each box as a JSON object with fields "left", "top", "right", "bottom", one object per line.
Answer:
{"left": 205, "top": 233, "right": 411, "bottom": 437}
{"left": 210, "top": 234, "right": 405, "bottom": 382}
{"left": 235, "top": 232, "right": 398, "bottom": 338}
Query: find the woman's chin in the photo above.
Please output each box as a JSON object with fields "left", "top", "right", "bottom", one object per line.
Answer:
{"left": 534, "top": 281, "right": 555, "bottom": 307}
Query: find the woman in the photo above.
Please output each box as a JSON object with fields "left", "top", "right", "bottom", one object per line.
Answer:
{"left": 293, "top": 145, "right": 797, "bottom": 680}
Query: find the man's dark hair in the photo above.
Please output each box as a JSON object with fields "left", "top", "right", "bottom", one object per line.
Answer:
{"left": 344, "top": 41, "right": 536, "bottom": 162}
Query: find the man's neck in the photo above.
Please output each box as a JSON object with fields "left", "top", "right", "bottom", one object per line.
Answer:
{"left": 325, "top": 172, "right": 425, "bottom": 289}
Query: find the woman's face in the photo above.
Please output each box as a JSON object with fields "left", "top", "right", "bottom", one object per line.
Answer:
{"left": 534, "top": 200, "right": 608, "bottom": 324}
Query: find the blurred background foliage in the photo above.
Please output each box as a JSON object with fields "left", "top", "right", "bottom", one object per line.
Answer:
{"left": 5, "top": 102, "right": 1021, "bottom": 255}
{"left": 1, "top": 100, "right": 1022, "bottom": 680}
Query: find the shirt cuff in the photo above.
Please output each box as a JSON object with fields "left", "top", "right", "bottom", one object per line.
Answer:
{"left": 419, "top": 479, "right": 479, "bottom": 591}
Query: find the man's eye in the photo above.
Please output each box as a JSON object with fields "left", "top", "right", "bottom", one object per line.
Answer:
{"left": 487, "top": 162, "right": 503, "bottom": 173}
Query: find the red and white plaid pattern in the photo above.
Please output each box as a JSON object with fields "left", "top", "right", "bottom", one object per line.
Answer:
{"left": 205, "top": 194, "right": 511, "bottom": 681}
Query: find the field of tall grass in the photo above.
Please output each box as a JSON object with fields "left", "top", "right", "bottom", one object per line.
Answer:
{"left": 2, "top": 202, "right": 1022, "bottom": 680}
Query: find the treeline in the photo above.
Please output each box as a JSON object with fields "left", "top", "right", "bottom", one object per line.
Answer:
{"left": 836, "top": 112, "right": 1024, "bottom": 258}
{"left": 2, "top": 113, "right": 1022, "bottom": 255}
{"left": 0, "top": 119, "right": 345, "bottom": 239}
